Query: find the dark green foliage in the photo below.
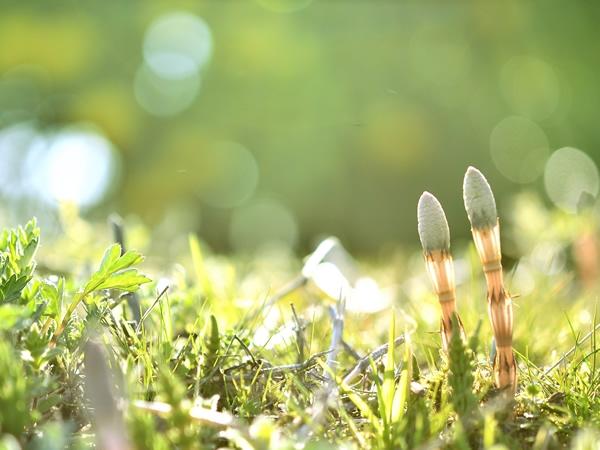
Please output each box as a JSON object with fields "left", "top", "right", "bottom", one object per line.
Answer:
{"left": 0, "top": 217, "right": 599, "bottom": 449}
{"left": 50, "top": 242, "right": 151, "bottom": 344}
{"left": 448, "top": 314, "right": 481, "bottom": 429}
{"left": 129, "top": 410, "right": 170, "bottom": 450}
{"left": 204, "top": 315, "right": 220, "bottom": 374}
{"left": 0, "top": 220, "right": 41, "bottom": 332}
{"left": 0, "top": 340, "right": 32, "bottom": 436}
{"left": 155, "top": 365, "right": 220, "bottom": 450}
{"left": 0, "top": 219, "right": 39, "bottom": 282}
{"left": 401, "top": 393, "right": 431, "bottom": 449}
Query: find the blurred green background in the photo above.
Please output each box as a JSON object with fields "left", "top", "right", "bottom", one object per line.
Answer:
{"left": 1, "top": 0, "right": 599, "bottom": 254}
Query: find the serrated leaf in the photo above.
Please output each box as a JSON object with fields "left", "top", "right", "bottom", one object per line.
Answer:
{"left": 24, "top": 218, "right": 39, "bottom": 237}
{"left": 18, "top": 237, "right": 39, "bottom": 271}
{"left": 0, "top": 274, "right": 31, "bottom": 304}
{"left": 40, "top": 279, "right": 64, "bottom": 318}
{"left": 0, "top": 303, "right": 34, "bottom": 330}
{"left": 108, "top": 250, "right": 144, "bottom": 274}
{"left": 95, "top": 269, "right": 151, "bottom": 292}
{"left": 85, "top": 247, "right": 147, "bottom": 294}
{"left": 98, "top": 244, "right": 123, "bottom": 275}
{"left": 52, "top": 244, "right": 150, "bottom": 344}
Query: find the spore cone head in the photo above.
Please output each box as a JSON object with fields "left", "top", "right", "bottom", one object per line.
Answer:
{"left": 417, "top": 191, "right": 450, "bottom": 252}
{"left": 463, "top": 166, "right": 497, "bottom": 229}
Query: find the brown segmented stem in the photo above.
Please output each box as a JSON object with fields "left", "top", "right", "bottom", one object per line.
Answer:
{"left": 464, "top": 167, "right": 516, "bottom": 393}
{"left": 417, "top": 191, "right": 466, "bottom": 351}
{"left": 424, "top": 249, "right": 466, "bottom": 351}
{"left": 494, "top": 344, "right": 517, "bottom": 392}
{"left": 471, "top": 223, "right": 517, "bottom": 393}
{"left": 471, "top": 222, "right": 504, "bottom": 298}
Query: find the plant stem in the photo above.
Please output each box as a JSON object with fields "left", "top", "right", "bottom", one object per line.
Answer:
{"left": 49, "top": 292, "right": 84, "bottom": 346}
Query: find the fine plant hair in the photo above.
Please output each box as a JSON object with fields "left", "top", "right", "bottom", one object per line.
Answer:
{"left": 448, "top": 314, "right": 481, "bottom": 431}
{"left": 463, "top": 166, "right": 517, "bottom": 393}
{"left": 417, "top": 191, "right": 466, "bottom": 351}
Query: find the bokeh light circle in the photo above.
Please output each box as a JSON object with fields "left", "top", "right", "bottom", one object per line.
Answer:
{"left": 203, "top": 142, "right": 259, "bottom": 208}
{"left": 134, "top": 64, "right": 200, "bottom": 117}
{"left": 31, "top": 128, "right": 120, "bottom": 208}
{"left": 143, "top": 11, "right": 213, "bottom": 80}
{"left": 0, "top": 123, "right": 120, "bottom": 209}
{"left": 500, "top": 56, "right": 560, "bottom": 120}
{"left": 230, "top": 199, "right": 298, "bottom": 252}
{"left": 531, "top": 243, "right": 566, "bottom": 275}
{"left": 0, "top": 123, "right": 38, "bottom": 198}
{"left": 510, "top": 261, "right": 535, "bottom": 297}
{"left": 490, "top": 116, "right": 549, "bottom": 183}
{"left": 544, "top": 147, "right": 599, "bottom": 213}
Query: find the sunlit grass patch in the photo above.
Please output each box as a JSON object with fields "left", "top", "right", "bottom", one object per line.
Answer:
{"left": 1, "top": 195, "right": 600, "bottom": 449}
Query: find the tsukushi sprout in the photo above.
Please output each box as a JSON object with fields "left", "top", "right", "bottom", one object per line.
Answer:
{"left": 463, "top": 166, "right": 517, "bottom": 394}
{"left": 417, "top": 192, "right": 465, "bottom": 351}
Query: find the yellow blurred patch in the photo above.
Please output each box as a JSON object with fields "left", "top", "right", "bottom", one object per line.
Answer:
{"left": 361, "top": 101, "right": 432, "bottom": 169}
{"left": 69, "top": 83, "right": 140, "bottom": 151}
{"left": 0, "top": 12, "right": 97, "bottom": 80}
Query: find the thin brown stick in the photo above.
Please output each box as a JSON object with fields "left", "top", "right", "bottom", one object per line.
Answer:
{"left": 136, "top": 286, "right": 169, "bottom": 332}
{"left": 342, "top": 335, "right": 406, "bottom": 386}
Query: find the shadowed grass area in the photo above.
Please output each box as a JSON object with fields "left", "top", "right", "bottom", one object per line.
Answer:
{"left": 2, "top": 195, "right": 600, "bottom": 449}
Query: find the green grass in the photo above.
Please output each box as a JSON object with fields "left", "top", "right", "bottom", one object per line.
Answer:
{"left": 2, "top": 196, "right": 600, "bottom": 449}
